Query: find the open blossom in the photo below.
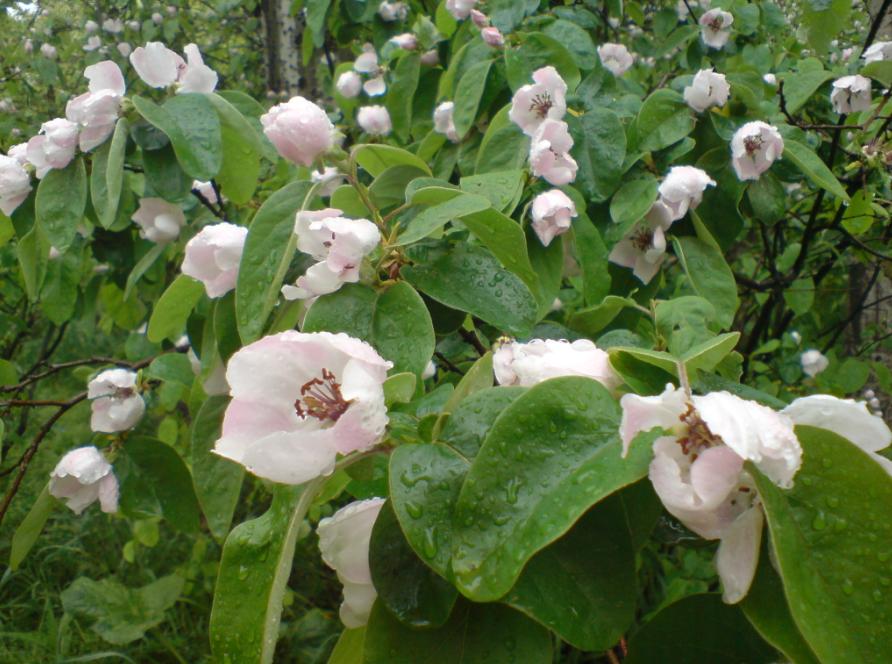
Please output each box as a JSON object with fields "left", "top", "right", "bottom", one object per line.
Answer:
{"left": 132, "top": 197, "right": 185, "bottom": 243}
{"left": 261, "top": 96, "right": 334, "bottom": 166}
{"left": 830, "top": 75, "right": 872, "bottom": 114}
{"left": 117, "top": 42, "right": 132, "bottom": 57}
{"left": 494, "top": 339, "right": 619, "bottom": 391}
{"left": 800, "top": 349, "right": 829, "bottom": 377}
{"left": 390, "top": 33, "right": 417, "bottom": 50}
{"left": 88, "top": 368, "right": 145, "bottom": 433}
{"left": 353, "top": 45, "right": 386, "bottom": 96}
{"left": 699, "top": 9, "right": 733, "bottom": 49}
{"left": 433, "top": 101, "right": 459, "bottom": 143}
{"left": 378, "top": 0, "right": 408, "bottom": 22}
{"left": 621, "top": 385, "right": 802, "bottom": 603}
{"left": 598, "top": 43, "right": 634, "bottom": 76}
{"left": 446, "top": 0, "right": 477, "bottom": 20}
{"left": 103, "top": 18, "right": 124, "bottom": 34}
{"left": 40, "top": 43, "right": 57, "bottom": 58}
{"left": 178, "top": 44, "right": 218, "bottom": 94}
{"left": 782, "top": 395, "right": 892, "bottom": 476}
{"left": 181, "top": 223, "right": 248, "bottom": 298}
{"left": 529, "top": 119, "right": 578, "bottom": 186}
{"left": 530, "top": 189, "right": 577, "bottom": 246}
{"left": 65, "top": 61, "right": 126, "bottom": 152}
{"left": 311, "top": 166, "right": 346, "bottom": 197}
{"left": 730, "top": 121, "right": 784, "bottom": 181}
{"left": 683, "top": 69, "right": 730, "bottom": 112}
{"left": 336, "top": 70, "right": 362, "bottom": 98}
{"left": 659, "top": 166, "right": 716, "bottom": 222}
{"left": 609, "top": 200, "right": 672, "bottom": 284}
{"left": 762, "top": 73, "right": 777, "bottom": 86}
{"left": 481, "top": 27, "right": 504, "bottom": 48}
{"left": 126, "top": 19, "right": 140, "bottom": 31}
{"left": 357, "top": 106, "right": 392, "bottom": 136}
{"left": 85, "top": 20, "right": 99, "bottom": 33}
{"left": 282, "top": 209, "right": 381, "bottom": 300}
{"left": 863, "top": 41, "right": 892, "bottom": 63}
{"left": 130, "top": 42, "right": 183, "bottom": 87}
{"left": 509, "top": 66, "right": 568, "bottom": 137}
{"left": 215, "top": 331, "right": 392, "bottom": 484}
{"left": 49, "top": 447, "right": 119, "bottom": 515}
{"left": 318, "top": 498, "right": 385, "bottom": 628}
{"left": 152, "top": 12, "right": 163, "bottom": 24}
{"left": 0, "top": 154, "right": 32, "bottom": 216}
{"left": 83, "top": 36, "right": 102, "bottom": 52}
{"left": 26, "top": 118, "right": 78, "bottom": 178}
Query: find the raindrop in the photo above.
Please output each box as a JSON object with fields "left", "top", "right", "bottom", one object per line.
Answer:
{"left": 406, "top": 501, "right": 424, "bottom": 519}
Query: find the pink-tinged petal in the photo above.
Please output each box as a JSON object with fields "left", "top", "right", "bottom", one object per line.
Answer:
{"left": 716, "top": 506, "right": 764, "bottom": 603}
{"left": 240, "top": 430, "right": 338, "bottom": 485}
{"left": 783, "top": 394, "right": 892, "bottom": 454}
{"left": 217, "top": 398, "right": 301, "bottom": 463}
{"left": 85, "top": 61, "right": 125, "bottom": 95}
{"left": 339, "top": 580, "right": 377, "bottom": 628}
{"left": 690, "top": 445, "right": 744, "bottom": 509}
{"left": 619, "top": 384, "right": 687, "bottom": 455}
{"left": 318, "top": 498, "right": 385, "bottom": 583}
{"left": 97, "top": 473, "right": 119, "bottom": 513}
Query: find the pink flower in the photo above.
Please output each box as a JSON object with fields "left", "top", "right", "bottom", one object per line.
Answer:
{"left": 863, "top": 41, "right": 892, "bottom": 63}
{"left": 529, "top": 119, "right": 578, "bottom": 186}
{"left": 83, "top": 36, "right": 102, "bottom": 52}
{"left": 181, "top": 223, "right": 248, "bottom": 298}
{"left": 530, "top": 188, "right": 577, "bottom": 246}
{"left": 377, "top": 0, "right": 408, "bottom": 22}
{"left": 494, "top": 339, "right": 619, "bottom": 391}
{"left": 390, "top": 33, "right": 417, "bottom": 50}
{"left": 357, "top": 105, "right": 392, "bottom": 136}
{"left": 49, "top": 447, "right": 119, "bottom": 515}
{"left": 26, "top": 118, "right": 78, "bottom": 179}
{"left": 445, "top": 0, "right": 477, "bottom": 20}
{"left": 102, "top": 18, "right": 124, "bottom": 34}
{"left": 608, "top": 201, "right": 672, "bottom": 284}
{"left": 129, "top": 41, "right": 184, "bottom": 88}
{"left": 509, "top": 66, "right": 568, "bottom": 137}
{"left": 214, "top": 331, "right": 392, "bottom": 484}
{"left": 598, "top": 43, "right": 634, "bottom": 76}
{"left": 830, "top": 75, "right": 872, "bottom": 114}
{"left": 261, "top": 96, "right": 334, "bottom": 166}
{"left": 683, "top": 68, "right": 730, "bottom": 112}
{"left": 658, "top": 166, "right": 716, "bottom": 222}
{"left": 40, "top": 43, "right": 57, "bottom": 59}
{"left": 799, "top": 349, "right": 828, "bottom": 377}
{"left": 420, "top": 49, "right": 440, "bottom": 66}
{"left": 0, "top": 154, "right": 32, "bottom": 216}
{"left": 178, "top": 43, "right": 218, "bottom": 94}
{"left": 131, "top": 197, "right": 185, "bottom": 243}
{"left": 336, "top": 71, "right": 362, "bottom": 98}
{"left": 117, "top": 42, "right": 132, "bottom": 57}
{"left": 699, "top": 8, "right": 733, "bottom": 49}
{"left": 731, "top": 121, "right": 783, "bottom": 181}
{"left": 88, "top": 368, "right": 146, "bottom": 433}
{"left": 481, "top": 27, "right": 504, "bottom": 48}
{"left": 433, "top": 101, "right": 459, "bottom": 142}
{"left": 470, "top": 9, "right": 489, "bottom": 27}
{"left": 318, "top": 498, "right": 385, "bottom": 627}
{"left": 65, "top": 61, "right": 126, "bottom": 152}
{"left": 311, "top": 166, "right": 346, "bottom": 197}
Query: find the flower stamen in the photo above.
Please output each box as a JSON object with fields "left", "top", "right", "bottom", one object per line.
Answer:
{"left": 295, "top": 368, "right": 351, "bottom": 422}
{"left": 529, "top": 92, "right": 553, "bottom": 118}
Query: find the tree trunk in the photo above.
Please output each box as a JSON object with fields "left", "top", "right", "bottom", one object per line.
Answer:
{"left": 260, "top": 0, "right": 302, "bottom": 95}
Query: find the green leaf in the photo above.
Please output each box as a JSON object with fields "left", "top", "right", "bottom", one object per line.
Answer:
{"left": 779, "top": 60, "right": 833, "bottom": 114}
{"left": 305, "top": 0, "right": 332, "bottom": 46}
{"left": 385, "top": 54, "right": 421, "bottom": 142}
{"left": 91, "top": 118, "right": 129, "bottom": 229}
{"left": 207, "top": 93, "right": 262, "bottom": 204}
{"left": 9, "top": 485, "right": 55, "bottom": 571}
{"left": 369, "top": 165, "right": 428, "bottom": 209}
{"left": 862, "top": 60, "right": 892, "bottom": 88}
{"left": 802, "top": 0, "right": 850, "bottom": 53}
{"left": 753, "top": 426, "right": 892, "bottom": 663}
{"left": 303, "top": 283, "right": 377, "bottom": 339}
{"left": 568, "top": 108, "right": 626, "bottom": 201}
{"left": 505, "top": 32, "right": 581, "bottom": 91}
{"left": 363, "top": 600, "right": 551, "bottom": 664}
{"left": 62, "top": 575, "right": 184, "bottom": 646}
{"left": 147, "top": 275, "right": 205, "bottom": 343}
{"left": 542, "top": 19, "right": 598, "bottom": 69}
{"left": 383, "top": 372, "right": 417, "bottom": 405}
{"left": 119, "top": 437, "right": 200, "bottom": 533}
{"left": 681, "top": 332, "right": 742, "bottom": 374}
{"left": 210, "top": 482, "right": 320, "bottom": 664}
{"left": 328, "top": 628, "right": 365, "bottom": 664}
{"left": 353, "top": 144, "right": 431, "bottom": 178}
{"left": 672, "top": 236, "right": 739, "bottom": 329}
{"left": 396, "top": 191, "right": 492, "bottom": 245}
{"left": 144, "top": 353, "right": 194, "bottom": 387}
{"left": 452, "top": 376, "right": 653, "bottom": 600}
{"left": 191, "top": 396, "right": 244, "bottom": 542}
{"left": 142, "top": 143, "right": 191, "bottom": 202}
{"left": 625, "top": 594, "right": 777, "bottom": 663}
{"left": 123, "top": 243, "right": 166, "bottom": 301}
{"left": 634, "top": 89, "right": 695, "bottom": 154}
{"left": 459, "top": 170, "right": 525, "bottom": 213}
{"left": 372, "top": 282, "right": 435, "bottom": 376}
{"left": 460, "top": 208, "right": 540, "bottom": 296}
{"left": 452, "top": 60, "right": 494, "bottom": 140}
{"left": 609, "top": 176, "right": 659, "bottom": 228}
{"left": 402, "top": 244, "right": 538, "bottom": 336}
{"left": 369, "top": 501, "right": 457, "bottom": 628}
{"left": 236, "top": 180, "right": 314, "bottom": 343}
{"left": 133, "top": 94, "right": 222, "bottom": 181}
{"left": 782, "top": 139, "right": 849, "bottom": 202}
{"left": 36, "top": 157, "right": 87, "bottom": 252}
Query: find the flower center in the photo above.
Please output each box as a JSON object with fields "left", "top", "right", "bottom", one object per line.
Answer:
{"left": 743, "top": 135, "right": 763, "bottom": 155}
{"left": 708, "top": 16, "right": 723, "bottom": 30}
{"left": 631, "top": 227, "right": 654, "bottom": 250}
{"left": 677, "top": 403, "right": 722, "bottom": 456}
{"left": 294, "top": 369, "right": 351, "bottom": 422}
{"left": 529, "top": 92, "right": 553, "bottom": 118}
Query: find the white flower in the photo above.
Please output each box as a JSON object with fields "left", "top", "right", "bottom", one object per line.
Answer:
{"left": 181, "top": 223, "right": 248, "bottom": 298}
{"left": 683, "top": 69, "right": 730, "bottom": 112}
{"left": 863, "top": 41, "right": 892, "bottom": 63}
{"left": 730, "top": 121, "right": 784, "bottom": 181}
{"left": 529, "top": 119, "right": 578, "bottom": 186}
{"left": 782, "top": 395, "right": 892, "bottom": 475}
{"left": 420, "top": 49, "right": 439, "bottom": 66}
{"left": 24, "top": 39, "right": 33, "bottom": 54}
{"left": 311, "top": 166, "right": 346, "bottom": 197}
{"left": 445, "top": 0, "right": 477, "bottom": 20}
{"left": 102, "top": 18, "right": 124, "bottom": 34}
{"left": 353, "top": 46, "right": 379, "bottom": 74}
{"left": 598, "top": 43, "right": 635, "bottom": 76}
{"left": 318, "top": 498, "right": 385, "bottom": 627}
{"left": 481, "top": 27, "right": 504, "bottom": 48}
{"left": 658, "top": 166, "right": 716, "bottom": 222}
{"left": 117, "top": 42, "right": 132, "bottom": 57}
{"left": 422, "top": 360, "right": 436, "bottom": 380}
{"left": 261, "top": 96, "right": 334, "bottom": 166}
{"left": 85, "top": 20, "right": 99, "bottom": 33}
{"left": 65, "top": 61, "right": 126, "bottom": 152}
{"left": 40, "top": 43, "right": 57, "bottom": 58}
{"left": 336, "top": 70, "right": 362, "bottom": 98}
{"left": 357, "top": 106, "right": 392, "bottom": 136}
{"left": 830, "top": 75, "right": 872, "bottom": 114}
{"left": 193, "top": 179, "right": 224, "bottom": 205}
{"left": 621, "top": 385, "right": 802, "bottom": 603}
{"left": 390, "top": 33, "right": 417, "bottom": 50}
{"left": 83, "top": 36, "right": 102, "bottom": 52}
{"left": 178, "top": 43, "right": 218, "bottom": 94}
{"left": 152, "top": 12, "right": 163, "bottom": 24}
{"left": 494, "top": 339, "right": 620, "bottom": 391}
{"left": 608, "top": 201, "right": 672, "bottom": 284}
{"left": 800, "top": 349, "right": 829, "bottom": 377}
{"left": 509, "top": 66, "right": 568, "bottom": 137}
{"left": 49, "top": 447, "right": 119, "bottom": 514}
{"left": 88, "top": 368, "right": 146, "bottom": 433}
{"left": 762, "top": 73, "right": 777, "bottom": 86}
{"left": 215, "top": 331, "right": 392, "bottom": 484}
{"left": 530, "top": 189, "right": 577, "bottom": 246}
{"left": 433, "top": 101, "right": 459, "bottom": 143}
{"left": 699, "top": 8, "right": 733, "bottom": 49}
{"left": 378, "top": 0, "right": 409, "bottom": 22}
{"left": 25, "top": 118, "right": 78, "bottom": 179}
{"left": 0, "top": 154, "right": 32, "bottom": 216}
{"left": 129, "top": 42, "right": 184, "bottom": 88}
{"left": 131, "top": 197, "right": 186, "bottom": 243}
